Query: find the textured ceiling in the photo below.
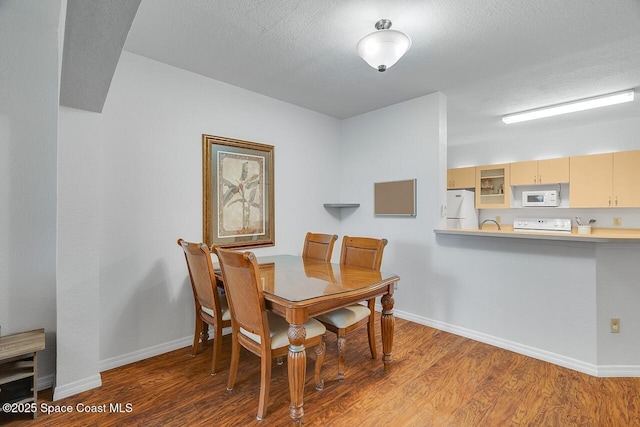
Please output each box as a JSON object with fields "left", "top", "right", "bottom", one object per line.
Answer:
{"left": 93, "top": 0, "right": 640, "bottom": 145}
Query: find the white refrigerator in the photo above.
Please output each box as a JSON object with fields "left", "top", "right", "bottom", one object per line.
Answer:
{"left": 446, "top": 189, "right": 478, "bottom": 229}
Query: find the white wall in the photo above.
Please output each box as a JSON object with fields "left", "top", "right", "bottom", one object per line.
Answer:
{"left": 338, "top": 93, "right": 448, "bottom": 319}
{"left": 432, "top": 235, "right": 598, "bottom": 369}
{"left": 55, "top": 107, "right": 102, "bottom": 398}
{"left": 596, "top": 244, "right": 640, "bottom": 368}
{"left": 0, "top": 0, "right": 61, "bottom": 386}
{"left": 338, "top": 94, "right": 601, "bottom": 372}
{"left": 447, "top": 116, "right": 640, "bottom": 374}
{"left": 93, "top": 52, "right": 343, "bottom": 367}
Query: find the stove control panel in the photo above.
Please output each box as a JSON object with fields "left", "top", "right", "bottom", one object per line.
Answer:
{"left": 514, "top": 218, "right": 572, "bottom": 233}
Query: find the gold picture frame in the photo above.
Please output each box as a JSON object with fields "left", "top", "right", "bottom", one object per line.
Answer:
{"left": 203, "top": 135, "right": 275, "bottom": 249}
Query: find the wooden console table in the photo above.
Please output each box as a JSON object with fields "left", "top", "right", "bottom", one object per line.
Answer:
{"left": 0, "top": 329, "right": 45, "bottom": 419}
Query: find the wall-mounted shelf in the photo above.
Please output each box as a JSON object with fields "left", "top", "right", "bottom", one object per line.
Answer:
{"left": 323, "top": 203, "right": 360, "bottom": 209}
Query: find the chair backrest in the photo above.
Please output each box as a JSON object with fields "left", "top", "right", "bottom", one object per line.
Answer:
{"left": 340, "top": 236, "right": 388, "bottom": 271}
{"left": 177, "top": 239, "right": 222, "bottom": 314}
{"left": 302, "top": 232, "right": 338, "bottom": 262}
{"left": 213, "top": 247, "right": 268, "bottom": 340}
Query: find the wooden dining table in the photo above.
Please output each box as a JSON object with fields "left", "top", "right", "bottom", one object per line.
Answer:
{"left": 243, "top": 254, "right": 400, "bottom": 424}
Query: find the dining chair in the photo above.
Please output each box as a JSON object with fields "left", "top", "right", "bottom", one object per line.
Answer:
{"left": 213, "top": 247, "right": 326, "bottom": 421}
{"left": 177, "top": 239, "right": 232, "bottom": 375}
{"left": 302, "top": 232, "right": 338, "bottom": 262}
{"left": 315, "top": 236, "right": 388, "bottom": 381}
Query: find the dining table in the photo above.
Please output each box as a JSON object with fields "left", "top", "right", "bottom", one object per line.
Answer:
{"left": 218, "top": 254, "right": 400, "bottom": 424}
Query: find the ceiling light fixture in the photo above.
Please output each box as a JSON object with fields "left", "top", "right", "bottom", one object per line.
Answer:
{"left": 502, "top": 89, "right": 635, "bottom": 124}
{"left": 356, "top": 19, "right": 411, "bottom": 72}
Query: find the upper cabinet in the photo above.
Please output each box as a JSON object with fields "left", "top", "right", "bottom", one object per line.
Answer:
{"left": 570, "top": 154, "right": 612, "bottom": 207}
{"left": 447, "top": 166, "right": 475, "bottom": 189}
{"left": 511, "top": 158, "right": 569, "bottom": 185}
{"left": 453, "top": 150, "right": 640, "bottom": 209}
{"left": 570, "top": 150, "right": 640, "bottom": 208}
{"left": 613, "top": 150, "right": 640, "bottom": 207}
{"left": 476, "top": 163, "right": 510, "bottom": 209}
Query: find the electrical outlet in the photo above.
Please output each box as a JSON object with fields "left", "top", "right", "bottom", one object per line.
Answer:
{"left": 610, "top": 318, "right": 621, "bottom": 333}
{"left": 613, "top": 217, "right": 621, "bottom": 227}
{"left": 495, "top": 216, "right": 501, "bottom": 223}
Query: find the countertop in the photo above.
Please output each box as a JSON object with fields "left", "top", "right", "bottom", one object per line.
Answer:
{"left": 434, "top": 225, "right": 640, "bottom": 243}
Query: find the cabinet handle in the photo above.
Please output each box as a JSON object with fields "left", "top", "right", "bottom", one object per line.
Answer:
{"left": 533, "top": 175, "right": 537, "bottom": 184}
{"left": 615, "top": 196, "right": 618, "bottom": 206}
{"left": 538, "top": 175, "right": 542, "bottom": 184}
{"left": 609, "top": 196, "right": 612, "bottom": 207}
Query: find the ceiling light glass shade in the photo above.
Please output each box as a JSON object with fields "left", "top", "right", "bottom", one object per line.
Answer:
{"left": 502, "top": 90, "right": 635, "bottom": 124}
{"left": 356, "top": 20, "right": 411, "bottom": 72}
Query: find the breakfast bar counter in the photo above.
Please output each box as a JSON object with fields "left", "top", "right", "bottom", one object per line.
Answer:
{"left": 434, "top": 225, "right": 640, "bottom": 243}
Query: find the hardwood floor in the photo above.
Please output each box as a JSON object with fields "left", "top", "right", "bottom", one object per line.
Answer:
{"left": 3, "top": 316, "right": 640, "bottom": 426}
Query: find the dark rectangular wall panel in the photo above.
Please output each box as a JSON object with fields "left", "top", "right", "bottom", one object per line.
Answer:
{"left": 374, "top": 179, "right": 416, "bottom": 216}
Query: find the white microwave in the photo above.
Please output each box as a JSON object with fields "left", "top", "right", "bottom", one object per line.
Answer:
{"left": 522, "top": 190, "right": 560, "bottom": 207}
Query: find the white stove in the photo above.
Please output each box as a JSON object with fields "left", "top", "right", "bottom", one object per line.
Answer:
{"left": 513, "top": 218, "right": 572, "bottom": 233}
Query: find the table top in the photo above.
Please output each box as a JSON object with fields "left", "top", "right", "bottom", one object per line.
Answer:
{"left": 256, "top": 255, "right": 399, "bottom": 303}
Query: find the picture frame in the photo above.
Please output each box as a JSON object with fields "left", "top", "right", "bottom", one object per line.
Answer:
{"left": 202, "top": 135, "right": 275, "bottom": 249}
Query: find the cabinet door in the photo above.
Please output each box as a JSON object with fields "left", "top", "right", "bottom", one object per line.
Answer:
{"left": 538, "top": 157, "right": 569, "bottom": 184}
{"left": 510, "top": 160, "right": 538, "bottom": 185}
{"left": 476, "top": 163, "right": 510, "bottom": 209}
{"left": 570, "top": 153, "right": 612, "bottom": 207}
{"left": 448, "top": 166, "right": 475, "bottom": 189}
{"left": 613, "top": 150, "right": 640, "bottom": 207}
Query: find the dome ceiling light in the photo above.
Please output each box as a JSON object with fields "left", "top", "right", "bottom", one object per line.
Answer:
{"left": 356, "top": 19, "right": 411, "bottom": 72}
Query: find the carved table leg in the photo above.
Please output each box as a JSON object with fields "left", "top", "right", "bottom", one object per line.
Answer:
{"left": 380, "top": 293, "right": 395, "bottom": 371}
{"left": 288, "top": 323, "right": 307, "bottom": 423}
{"left": 314, "top": 340, "right": 326, "bottom": 391}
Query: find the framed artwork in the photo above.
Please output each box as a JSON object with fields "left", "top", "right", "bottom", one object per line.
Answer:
{"left": 202, "top": 135, "right": 275, "bottom": 249}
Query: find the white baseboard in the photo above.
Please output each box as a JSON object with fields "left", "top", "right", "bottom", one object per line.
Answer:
{"left": 38, "top": 373, "right": 55, "bottom": 391}
{"left": 383, "top": 305, "right": 640, "bottom": 378}
{"left": 596, "top": 365, "right": 640, "bottom": 377}
{"left": 51, "top": 329, "right": 230, "bottom": 400}
{"left": 99, "top": 335, "right": 192, "bottom": 372}
{"left": 99, "top": 326, "right": 231, "bottom": 373}
{"left": 53, "top": 374, "right": 102, "bottom": 401}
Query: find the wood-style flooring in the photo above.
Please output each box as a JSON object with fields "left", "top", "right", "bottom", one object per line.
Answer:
{"left": 3, "top": 315, "right": 640, "bottom": 426}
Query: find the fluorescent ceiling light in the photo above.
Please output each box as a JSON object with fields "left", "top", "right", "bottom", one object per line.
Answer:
{"left": 502, "top": 90, "right": 635, "bottom": 124}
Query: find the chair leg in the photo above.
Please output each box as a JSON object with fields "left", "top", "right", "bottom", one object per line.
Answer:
{"left": 256, "top": 351, "right": 272, "bottom": 420}
{"left": 200, "top": 321, "right": 209, "bottom": 349}
{"left": 337, "top": 334, "right": 346, "bottom": 381}
{"left": 314, "top": 341, "right": 326, "bottom": 391}
{"left": 210, "top": 323, "right": 223, "bottom": 375}
{"left": 192, "top": 318, "right": 205, "bottom": 356}
{"left": 367, "top": 298, "right": 378, "bottom": 359}
{"left": 226, "top": 332, "right": 240, "bottom": 391}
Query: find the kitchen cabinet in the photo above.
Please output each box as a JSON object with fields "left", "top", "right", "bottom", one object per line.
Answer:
{"left": 476, "top": 163, "right": 510, "bottom": 209}
{"left": 0, "top": 329, "right": 45, "bottom": 419}
{"left": 570, "top": 150, "right": 640, "bottom": 207}
{"left": 447, "top": 166, "right": 476, "bottom": 189}
{"left": 511, "top": 157, "right": 569, "bottom": 185}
